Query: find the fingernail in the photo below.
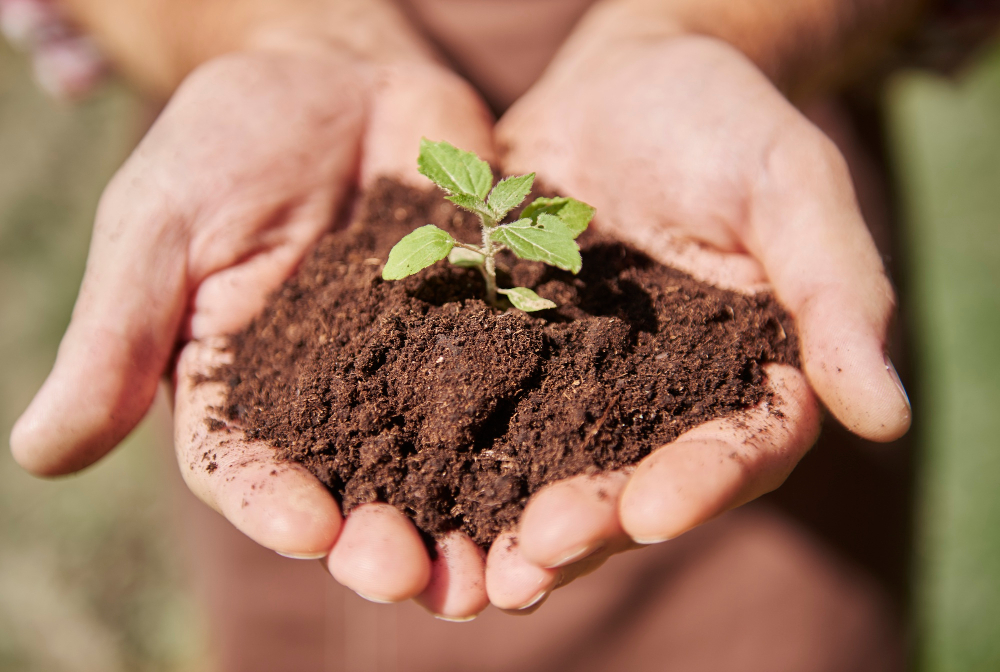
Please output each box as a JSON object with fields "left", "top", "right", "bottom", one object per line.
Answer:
{"left": 434, "top": 613, "right": 478, "bottom": 623}
{"left": 884, "top": 354, "right": 911, "bottom": 410}
{"left": 545, "top": 543, "right": 600, "bottom": 569}
{"left": 632, "top": 535, "right": 672, "bottom": 545}
{"left": 276, "top": 550, "right": 328, "bottom": 560}
{"left": 517, "top": 588, "right": 549, "bottom": 610}
{"left": 355, "top": 591, "right": 394, "bottom": 604}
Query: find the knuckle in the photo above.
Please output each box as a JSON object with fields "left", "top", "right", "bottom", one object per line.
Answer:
{"left": 94, "top": 167, "right": 181, "bottom": 242}
{"left": 758, "top": 121, "right": 851, "bottom": 195}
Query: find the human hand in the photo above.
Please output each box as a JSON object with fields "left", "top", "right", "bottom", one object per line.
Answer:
{"left": 485, "top": 31, "right": 911, "bottom": 608}
{"left": 10, "top": 42, "right": 499, "bottom": 618}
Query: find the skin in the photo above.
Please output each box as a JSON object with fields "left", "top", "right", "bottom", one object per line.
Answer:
{"left": 11, "top": 40, "right": 499, "bottom": 617}
{"left": 484, "top": 10, "right": 912, "bottom": 607}
{"left": 10, "top": 0, "right": 913, "bottom": 621}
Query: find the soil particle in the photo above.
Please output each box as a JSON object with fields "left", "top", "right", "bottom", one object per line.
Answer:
{"left": 205, "top": 418, "right": 227, "bottom": 432}
{"left": 211, "top": 178, "right": 799, "bottom": 547}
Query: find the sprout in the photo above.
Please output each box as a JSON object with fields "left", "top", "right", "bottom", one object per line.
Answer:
{"left": 382, "top": 139, "right": 594, "bottom": 312}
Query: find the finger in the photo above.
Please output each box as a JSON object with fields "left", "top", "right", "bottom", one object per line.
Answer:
{"left": 551, "top": 537, "right": 639, "bottom": 587}
{"left": 414, "top": 531, "right": 489, "bottom": 621}
{"left": 174, "top": 339, "right": 341, "bottom": 556}
{"left": 327, "top": 503, "right": 432, "bottom": 603}
{"left": 11, "top": 51, "right": 366, "bottom": 476}
{"left": 620, "top": 364, "right": 821, "bottom": 543}
{"left": 360, "top": 62, "right": 496, "bottom": 187}
{"left": 749, "top": 126, "right": 910, "bottom": 442}
{"left": 10, "top": 181, "right": 188, "bottom": 476}
{"left": 184, "top": 189, "right": 344, "bottom": 339}
{"left": 518, "top": 471, "right": 629, "bottom": 569}
{"left": 485, "top": 531, "right": 559, "bottom": 612}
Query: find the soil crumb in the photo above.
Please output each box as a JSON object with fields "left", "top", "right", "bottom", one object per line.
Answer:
{"left": 212, "top": 178, "right": 799, "bottom": 546}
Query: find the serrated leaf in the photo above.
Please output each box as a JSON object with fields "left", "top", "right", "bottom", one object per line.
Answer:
{"left": 499, "top": 287, "right": 557, "bottom": 312}
{"left": 417, "top": 138, "right": 493, "bottom": 199}
{"left": 520, "top": 196, "right": 595, "bottom": 238}
{"left": 448, "top": 246, "right": 485, "bottom": 268}
{"left": 382, "top": 225, "right": 455, "bottom": 280}
{"left": 446, "top": 192, "right": 492, "bottom": 219}
{"left": 487, "top": 173, "right": 535, "bottom": 219}
{"left": 491, "top": 215, "right": 582, "bottom": 273}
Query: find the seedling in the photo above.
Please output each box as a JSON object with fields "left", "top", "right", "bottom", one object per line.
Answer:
{"left": 381, "top": 139, "right": 594, "bottom": 312}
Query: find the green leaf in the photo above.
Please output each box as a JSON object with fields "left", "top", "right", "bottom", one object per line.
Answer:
{"left": 491, "top": 214, "right": 582, "bottom": 273}
{"left": 499, "top": 287, "right": 557, "bottom": 312}
{"left": 520, "top": 196, "right": 595, "bottom": 238}
{"left": 487, "top": 173, "right": 535, "bottom": 219}
{"left": 382, "top": 225, "right": 455, "bottom": 280}
{"left": 446, "top": 193, "right": 492, "bottom": 219}
{"left": 448, "top": 247, "right": 485, "bottom": 268}
{"left": 417, "top": 138, "right": 493, "bottom": 200}
{"left": 519, "top": 197, "right": 563, "bottom": 221}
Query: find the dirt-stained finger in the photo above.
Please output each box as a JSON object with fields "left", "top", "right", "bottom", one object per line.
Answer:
{"left": 326, "top": 503, "right": 433, "bottom": 603}
{"left": 619, "top": 363, "right": 821, "bottom": 543}
{"left": 518, "top": 471, "right": 629, "bottom": 569}
{"left": 749, "top": 127, "right": 910, "bottom": 442}
{"left": 415, "top": 531, "right": 489, "bottom": 621}
{"left": 174, "top": 338, "right": 342, "bottom": 557}
{"left": 485, "top": 531, "right": 560, "bottom": 612}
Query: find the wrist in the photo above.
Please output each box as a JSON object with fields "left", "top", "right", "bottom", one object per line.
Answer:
{"left": 549, "top": 0, "right": 919, "bottom": 95}
{"left": 239, "top": 1, "right": 439, "bottom": 70}
{"left": 567, "top": 0, "right": 816, "bottom": 85}
{"left": 61, "top": 0, "right": 441, "bottom": 99}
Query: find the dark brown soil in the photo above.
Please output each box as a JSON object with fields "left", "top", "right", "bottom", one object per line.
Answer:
{"left": 211, "top": 178, "right": 799, "bottom": 547}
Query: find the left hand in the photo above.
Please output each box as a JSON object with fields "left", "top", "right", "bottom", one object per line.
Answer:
{"left": 10, "top": 45, "right": 499, "bottom": 621}
{"left": 482, "top": 31, "right": 910, "bottom": 609}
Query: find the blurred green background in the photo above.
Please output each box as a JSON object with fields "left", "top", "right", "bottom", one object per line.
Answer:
{"left": 0, "top": 35, "right": 998, "bottom": 672}
{"left": 888, "top": 43, "right": 1000, "bottom": 671}
{"left": 0, "top": 42, "right": 206, "bottom": 672}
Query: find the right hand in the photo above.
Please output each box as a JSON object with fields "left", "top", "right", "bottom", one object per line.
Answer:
{"left": 485, "top": 29, "right": 911, "bottom": 609}
{"left": 10, "top": 44, "right": 498, "bottom": 620}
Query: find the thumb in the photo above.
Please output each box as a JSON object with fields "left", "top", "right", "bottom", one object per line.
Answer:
{"left": 10, "top": 176, "right": 188, "bottom": 475}
{"left": 360, "top": 62, "right": 496, "bottom": 187}
{"left": 748, "top": 125, "right": 911, "bottom": 442}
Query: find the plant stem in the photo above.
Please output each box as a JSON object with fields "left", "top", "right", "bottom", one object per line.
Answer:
{"left": 481, "top": 223, "right": 498, "bottom": 305}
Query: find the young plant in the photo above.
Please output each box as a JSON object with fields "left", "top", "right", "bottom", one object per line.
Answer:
{"left": 381, "top": 139, "right": 595, "bottom": 312}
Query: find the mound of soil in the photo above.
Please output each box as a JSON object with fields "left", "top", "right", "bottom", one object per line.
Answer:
{"left": 211, "top": 178, "right": 798, "bottom": 547}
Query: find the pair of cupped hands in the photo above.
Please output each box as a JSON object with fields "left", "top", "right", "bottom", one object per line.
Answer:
{"left": 10, "top": 28, "right": 910, "bottom": 620}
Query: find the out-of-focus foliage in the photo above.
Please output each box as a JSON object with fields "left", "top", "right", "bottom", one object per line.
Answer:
{"left": 0, "top": 43, "right": 206, "bottom": 672}
{"left": 888, "top": 40, "right": 1000, "bottom": 672}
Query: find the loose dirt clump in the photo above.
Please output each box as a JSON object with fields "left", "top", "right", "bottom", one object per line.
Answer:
{"left": 211, "top": 178, "right": 798, "bottom": 547}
